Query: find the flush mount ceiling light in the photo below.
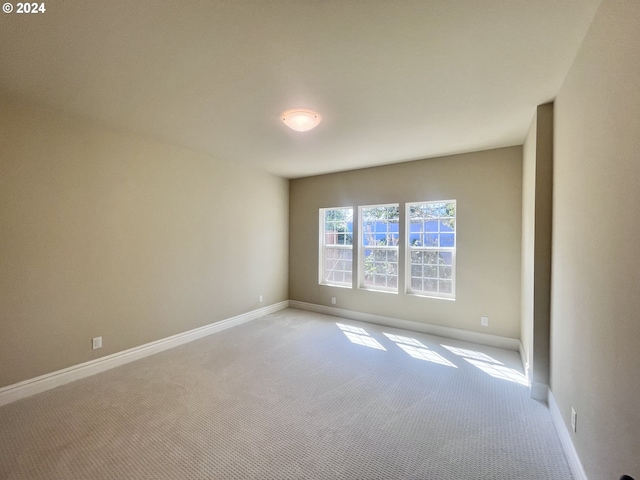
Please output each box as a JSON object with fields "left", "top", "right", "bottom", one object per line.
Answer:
{"left": 281, "top": 109, "right": 322, "bottom": 132}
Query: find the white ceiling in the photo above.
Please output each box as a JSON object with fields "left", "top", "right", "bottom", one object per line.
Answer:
{"left": 0, "top": 1, "right": 601, "bottom": 178}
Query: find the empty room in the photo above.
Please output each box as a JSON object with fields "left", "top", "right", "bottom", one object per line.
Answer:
{"left": 1, "top": 1, "right": 638, "bottom": 479}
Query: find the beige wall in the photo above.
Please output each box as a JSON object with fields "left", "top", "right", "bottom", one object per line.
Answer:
{"left": 551, "top": 0, "right": 640, "bottom": 478}
{"left": 290, "top": 147, "right": 523, "bottom": 339}
{"left": 521, "top": 103, "right": 553, "bottom": 395}
{"left": 521, "top": 113, "right": 536, "bottom": 379}
{"left": 0, "top": 96, "right": 289, "bottom": 388}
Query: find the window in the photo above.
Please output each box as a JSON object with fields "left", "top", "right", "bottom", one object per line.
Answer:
{"left": 407, "top": 201, "right": 456, "bottom": 298}
{"left": 319, "top": 208, "right": 353, "bottom": 287}
{"left": 360, "top": 204, "right": 400, "bottom": 292}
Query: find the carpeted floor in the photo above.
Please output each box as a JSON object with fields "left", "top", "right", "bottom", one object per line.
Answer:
{"left": 0, "top": 308, "right": 572, "bottom": 479}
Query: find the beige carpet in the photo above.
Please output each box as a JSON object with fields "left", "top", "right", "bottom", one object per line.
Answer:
{"left": 0, "top": 308, "right": 572, "bottom": 479}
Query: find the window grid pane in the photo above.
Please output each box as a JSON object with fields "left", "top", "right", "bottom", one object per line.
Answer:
{"left": 361, "top": 205, "right": 399, "bottom": 292}
{"left": 321, "top": 208, "right": 353, "bottom": 287}
{"left": 407, "top": 201, "right": 456, "bottom": 298}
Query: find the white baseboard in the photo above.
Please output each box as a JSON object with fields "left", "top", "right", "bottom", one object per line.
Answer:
{"left": 548, "top": 390, "right": 588, "bottom": 480}
{"left": 0, "top": 301, "right": 289, "bottom": 407}
{"left": 516, "top": 342, "right": 549, "bottom": 402}
{"left": 530, "top": 382, "right": 549, "bottom": 402}
{"left": 289, "top": 300, "right": 520, "bottom": 351}
{"left": 518, "top": 341, "right": 530, "bottom": 383}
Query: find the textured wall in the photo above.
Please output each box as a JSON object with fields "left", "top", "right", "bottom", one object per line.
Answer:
{"left": 551, "top": 0, "right": 640, "bottom": 478}
{"left": 289, "top": 147, "right": 522, "bottom": 339}
{"left": 0, "top": 96, "right": 289, "bottom": 388}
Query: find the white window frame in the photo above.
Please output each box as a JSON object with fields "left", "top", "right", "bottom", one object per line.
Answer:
{"left": 358, "top": 203, "right": 400, "bottom": 293}
{"left": 406, "top": 200, "right": 456, "bottom": 300}
{"left": 319, "top": 207, "right": 353, "bottom": 288}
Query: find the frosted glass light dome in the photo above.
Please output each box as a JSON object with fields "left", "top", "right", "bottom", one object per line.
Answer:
{"left": 282, "top": 110, "right": 321, "bottom": 132}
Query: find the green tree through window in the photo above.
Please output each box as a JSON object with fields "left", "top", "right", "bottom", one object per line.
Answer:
{"left": 407, "top": 201, "right": 456, "bottom": 298}
{"left": 320, "top": 208, "right": 353, "bottom": 287}
{"left": 361, "top": 205, "right": 400, "bottom": 291}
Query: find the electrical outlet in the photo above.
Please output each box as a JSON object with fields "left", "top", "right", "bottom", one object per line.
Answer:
{"left": 481, "top": 316, "right": 489, "bottom": 327}
{"left": 259, "top": 295, "right": 263, "bottom": 303}
{"left": 92, "top": 336, "right": 102, "bottom": 350}
{"left": 571, "top": 407, "right": 577, "bottom": 432}
{"left": 331, "top": 297, "right": 337, "bottom": 305}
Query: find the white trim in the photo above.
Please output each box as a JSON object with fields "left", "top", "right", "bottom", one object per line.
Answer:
{"left": 517, "top": 342, "right": 549, "bottom": 402}
{"left": 548, "top": 390, "right": 588, "bottom": 480}
{"left": 289, "top": 300, "right": 520, "bottom": 351}
{"left": 518, "top": 341, "right": 530, "bottom": 382}
{"left": 0, "top": 301, "right": 289, "bottom": 407}
{"left": 530, "top": 382, "right": 549, "bottom": 403}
